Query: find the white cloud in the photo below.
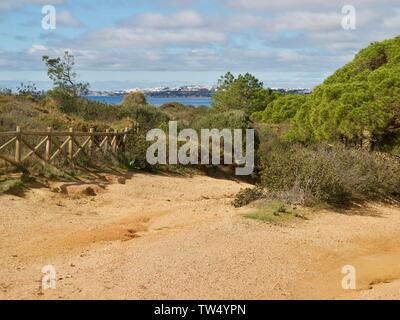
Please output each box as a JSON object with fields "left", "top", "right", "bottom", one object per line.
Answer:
{"left": 57, "top": 10, "right": 81, "bottom": 28}
{"left": 81, "top": 27, "right": 226, "bottom": 48}
{"left": 383, "top": 11, "right": 400, "bottom": 28}
{"left": 225, "top": 0, "right": 400, "bottom": 11}
{"left": 27, "top": 44, "right": 48, "bottom": 55}
{"left": 0, "top": 0, "right": 64, "bottom": 11}
{"left": 79, "top": 10, "right": 223, "bottom": 49}
{"left": 224, "top": 0, "right": 329, "bottom": 10}
{"left": 227, "top": 10, "right": 379, "bottom": 32}
{"left": 269, "top": 12, "right": 342, "bottom": 31}
{"left": 134, "top": 10, "right": 204, "bottom": 28}
{"left": 278, "top": 51, "right": 306, "bottom": 62}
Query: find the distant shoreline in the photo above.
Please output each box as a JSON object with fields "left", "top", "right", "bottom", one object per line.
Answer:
{"left": 85, "top": 95, "right": 213, "bottom": 107}
{"left": 88, "top": 94, "right": 213, "bottom": 98}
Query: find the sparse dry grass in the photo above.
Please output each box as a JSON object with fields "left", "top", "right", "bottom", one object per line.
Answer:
{"left": 243, "top": 200, "right": 309, "bottom": 225}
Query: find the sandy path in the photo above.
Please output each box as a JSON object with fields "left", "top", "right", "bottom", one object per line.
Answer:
{"left": 0, "top": 172, "right": 400, "bottom": 300}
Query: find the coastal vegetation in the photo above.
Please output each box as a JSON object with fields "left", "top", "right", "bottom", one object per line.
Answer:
{"left": 1, "top": 37, "right": 400, "bottom": 211}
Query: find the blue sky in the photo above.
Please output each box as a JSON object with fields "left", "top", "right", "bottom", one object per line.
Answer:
{"left": 0, "top": 0, "right": 399, "bottom": 90}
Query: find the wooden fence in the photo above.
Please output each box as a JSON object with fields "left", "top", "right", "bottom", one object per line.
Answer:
{"left": 0, "top": 123, "right": 139, "bottom": 168}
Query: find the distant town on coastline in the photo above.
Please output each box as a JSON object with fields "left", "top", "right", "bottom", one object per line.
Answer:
{"left": 88, "top": 85, "right": 312, "bottom": 98}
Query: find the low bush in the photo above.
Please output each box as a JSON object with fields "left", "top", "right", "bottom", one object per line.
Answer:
{"left": 119, "top": 103, "right": 169, "bottom": 131}
{"left": 243, "top": 200, "right": 308, "bottom": 224}
{"left": 123, "top": 133, "right": 155, "bottom": 171}
{"left": 159, "top": 103, "right": 210, "bottom": 127}
{"left": 122, "top": 92, "right": 147, "bottom": 105}
{"left": 260, "top": 143, "right": 400, "bottom": 205}
{"left": 193, "top": 110, "right": 253, "bottom": 130}
{"left": 232, "top": 186, "right": 265, "bottom": 208}
{"left": 0, "top": 179, "right": 24, "bottom": 194}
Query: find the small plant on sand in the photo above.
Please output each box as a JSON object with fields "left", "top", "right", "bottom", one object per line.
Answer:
{"left": 232, "top": 186, "right": 265, "bottom": 208}
{"left": 0, "top": 179, "right": 24, "bottom": 194}
{"left": 244, "top": 200, "right": 308, "bottom": 225}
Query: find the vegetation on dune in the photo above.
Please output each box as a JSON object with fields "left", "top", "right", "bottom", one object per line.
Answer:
{"left": 253, "top": 94, "right": 307, "bottom": 124}
{"left": 243, "top": 200, "right": 308, "bottom": 224}
{"left": 256, "top": 36, "right": 400, "bottom": 155}
{"left": 212, "top": 72, "right": 279, "bottom": 114}
{"left": 231, "top": 36, "right": 400, "bottom": 211}
{"left": 232, "top": 186, "right": 265, "bottom": 208}
{"left": 160, "top": 102, "right": 210, "bottom": 127}
{"left": 119, "top": 102, "right": 168, "bottom": 131}
{"left": 193, "top": 110, "right": 253, "bottom": 131}
{"left": 42, "top": 51, "right": 89, "bottom": 97}
{"left": 2, "top": 36, "right": 400, "bottom": 209}
{"left": 259, "top": 139, "right": 400, "bottom": 206}
{"left": 122, "top": 92, "right": 147, "bottom": 105}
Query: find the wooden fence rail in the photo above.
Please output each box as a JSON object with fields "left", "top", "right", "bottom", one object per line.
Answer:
{"left": 0, "top": 123, "right": 139, "bottom": 168}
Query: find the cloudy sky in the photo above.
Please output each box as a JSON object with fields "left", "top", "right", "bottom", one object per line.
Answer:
{"left": 0, "top": 0, "right": 399, "bottom": 90}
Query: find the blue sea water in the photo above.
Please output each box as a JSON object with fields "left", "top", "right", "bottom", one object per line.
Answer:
{"left": 85, "top": 95, "right": 212, "bottom": 107}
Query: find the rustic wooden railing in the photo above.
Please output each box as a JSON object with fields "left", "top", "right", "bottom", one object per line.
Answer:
{"left": 0, "top": 123, "right": 139, "bottom": 168}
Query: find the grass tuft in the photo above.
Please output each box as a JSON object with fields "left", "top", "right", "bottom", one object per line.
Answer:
{"left": 243, "top": 200, "right": 308, "bottom": 225}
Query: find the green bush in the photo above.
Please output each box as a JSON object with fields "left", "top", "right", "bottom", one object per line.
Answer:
{"left": 193, "top": 110, "right": 252, "bottom": 130}
{"left": 119, "top": 103, "right": 169, "bottom": 131}
{"left": 286, "top": 36, "right": 400, "bottom": 151}
{"left": 260, "top": 143, "right": 400, "bottom": 205}
{"left": 212, "top": 72, "right": 278, "bottom": 114}
{"left": 46, "top": 88, "right": 120, "bottom": 123}
{"left": 254, "top": 94, "right": 307, "bottom": 124}
{"left": 159, "top": 102, "right": 210, "bottom": 127}
{"left": 124, "top": 133, "right": 155, "bottom": 171}
{"left": 46, "top": 88, "right": 78, "bottom": 114}
{"left": 122, "top": 92, "right": 147, "bottom": 105}
{"left": 232, "top": 187, "right": 265, "bottom": 208}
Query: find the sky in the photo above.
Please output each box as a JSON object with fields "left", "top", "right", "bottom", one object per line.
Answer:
{"left": 0, "top": 0, "right": 399, "bottom": 91}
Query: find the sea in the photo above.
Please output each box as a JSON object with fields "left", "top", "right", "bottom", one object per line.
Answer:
{"left": 85, "top": 95, "right": 212, "bottom": 107}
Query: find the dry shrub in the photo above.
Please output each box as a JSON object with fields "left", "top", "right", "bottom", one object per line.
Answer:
{"left": 260, "top": 143, "right": 400, "bottom": 206}
{"left": 232, "top": 187, "right": 265, "bottom": 208}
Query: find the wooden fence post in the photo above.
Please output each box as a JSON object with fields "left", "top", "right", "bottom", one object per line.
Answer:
{"left": 68, "top": 128, "right": 73, "bottom": 160}
{"left": 122, "top": 127, "right": 129, "bottom": 151}
{"left": 89, "top": 128, "right": 94, "bottom": 156}
{"left": 45, "top": 127, "right": 52, "bottom": 161}
{"left": 123, "top": 127, "right": 128, "bottom": 142}
{"left": 15, "top": 126, "right": 21, "bottom": 164}
{"left": 105, "top": 129, "right": 109, "bottom": 153}
{"left": 112, "top": 129, "right": 118, "bottom": 152}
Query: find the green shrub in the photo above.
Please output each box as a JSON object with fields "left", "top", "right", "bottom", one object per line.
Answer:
{"left": 255, "top": 94, "right": 307, "bottom": 124}
{"left": 193, "top": 110, "right": 252, "bottom": 130}
{"left": 119, "top": 103, "right": 169, "bottom": 131}
{"left": 0, "top": 179, "right": 24, "bottom": 194}
{"left": 260, "top": 143, "right": 400, "bottom": 205}
{"left": 17, "top": 82, "right": 44, "bottom": 101}
{"left": 232, "top": 187, "right": 265, "bottom": 208}
{"left": 160, "top": 103, "right": 210, "bottom": 127}
{"left": 286, "top": 36, "right": 400, "bottom": 151}
{"left": 46, "top": 88, "right": 78, "bottom": 114}
{"left": 212, "top": 72, "right": 278, "bottom": 114}
{"left": 122, "top": 92, "right": 147, "bottom": 105}
{"left": 243, "top": 200, "right": 307, "bottom": 224}
{"left": 124, "top": 133, "right": 154, "bottom": 171}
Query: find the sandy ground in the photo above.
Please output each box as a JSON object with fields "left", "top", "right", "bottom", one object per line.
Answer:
{"left": 1, "top": 171, "right": 400, "bottom": 300}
